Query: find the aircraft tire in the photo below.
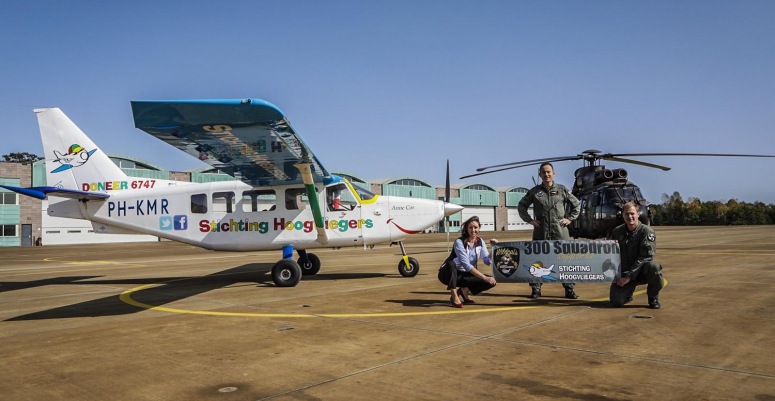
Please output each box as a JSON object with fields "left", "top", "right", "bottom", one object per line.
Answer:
{"left": 272, "top": 259, "right": 302, "bottom": 287}
{"left": 398, "top": 257, "right": 420, "bottom": 278}
{"left": 298, "top": 253, "right": 321, "bottom": 276}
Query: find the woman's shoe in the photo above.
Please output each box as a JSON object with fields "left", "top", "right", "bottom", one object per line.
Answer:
{"left": 458, "top": 288, "right": 475, "bottom": 304}
{"left": 450, "top": 296, "right": 463, "bottom": 308}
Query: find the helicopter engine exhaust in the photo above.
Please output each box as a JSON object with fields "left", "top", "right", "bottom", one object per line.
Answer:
{"left": 612, "top": 168, "right": 628, "bottom": 179}
{"left": 594, "top": 169, "right": 614, "bottom": 184}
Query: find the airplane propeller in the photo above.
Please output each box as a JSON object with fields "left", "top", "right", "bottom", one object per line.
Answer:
{"left": 445, "top": 159, "right": 451, "bottom": 251}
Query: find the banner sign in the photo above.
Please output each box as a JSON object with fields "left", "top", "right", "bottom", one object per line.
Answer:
{"left": 491, "top": 240, "right": 621, "bottom": 283}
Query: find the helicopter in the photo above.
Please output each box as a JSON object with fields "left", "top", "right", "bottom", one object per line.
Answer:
{"left": 461, "top": 150, "right": 775, "bottom": 239}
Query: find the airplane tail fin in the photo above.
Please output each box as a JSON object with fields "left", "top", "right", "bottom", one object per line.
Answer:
{"left": 37, "top": 108, "right": 128, "bottom": 191}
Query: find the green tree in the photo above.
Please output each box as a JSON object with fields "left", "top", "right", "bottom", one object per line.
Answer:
{"left": 2, "top": 152, "right": 43, "bottom": 163}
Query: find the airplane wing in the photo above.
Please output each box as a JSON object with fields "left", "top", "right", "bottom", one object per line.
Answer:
{"left": 131, "top": 99, "right": 330, "bottom": 186}
{"left": 0, "top": 185, "right": 110, "bottom": 201}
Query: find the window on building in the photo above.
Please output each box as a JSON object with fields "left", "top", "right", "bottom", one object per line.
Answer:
{"left": 242, "top": 189, "right": 276, "bottom": 212}
{"left": 467, "top": 184, "right": 492, "bottom": 191}
{"left": 1, "top": 225, "right": 17, "bottom": 237}
{"left": 509, "top": 187, "right": 528, "bottom": 193}
{"left": 1, "top": 192, "right": 18, "bottom": 205}
{"left": 391, "top": 179, "right": 430, "bottom": 187}
{"left": 191, "top": 194, "right": 207, "bottom": 214}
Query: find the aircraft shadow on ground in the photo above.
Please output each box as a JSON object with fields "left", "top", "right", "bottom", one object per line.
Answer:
{"left": 3, "top": 264, "right": 392, "bottom": 321}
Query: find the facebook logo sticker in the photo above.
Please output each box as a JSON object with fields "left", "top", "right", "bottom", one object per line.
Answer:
{"left": 174, "top": 215, "right": 188, "bottom": 230}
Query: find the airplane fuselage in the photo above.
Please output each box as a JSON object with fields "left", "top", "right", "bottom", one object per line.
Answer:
{"left": 54, "top": 180, "right": 448, "bottom": 251}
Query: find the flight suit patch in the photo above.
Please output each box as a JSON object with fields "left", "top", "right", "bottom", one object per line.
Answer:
{"left": 550, "top": 191, "right": 558, "bottom": 195}
{"left": 647, "top": 233, "right": 656, "bottom": 242}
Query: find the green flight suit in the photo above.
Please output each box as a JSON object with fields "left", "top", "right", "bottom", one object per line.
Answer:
{"left": 607, "top": 222, "right": 664, "bottom": 306}
{"left": 517, "top": 182, "right": 580, "bottom": 290}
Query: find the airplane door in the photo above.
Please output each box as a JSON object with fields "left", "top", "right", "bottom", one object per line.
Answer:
{"left": 325, "top": 183, "right": 364, "bottom": 245}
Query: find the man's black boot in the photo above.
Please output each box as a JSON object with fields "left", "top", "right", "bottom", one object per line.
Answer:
{"left": 648, "top": 298, "right": 661, "bottom": 309}
{"left": 564, "top": 288, "right": 579, "bottom": 299}
{"left": 530, "top": 288, "right": 541, "bottom": 299}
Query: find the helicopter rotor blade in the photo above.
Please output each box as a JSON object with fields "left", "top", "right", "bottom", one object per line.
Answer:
{"left": 474, "top": 156, "right": 580, "bottom": 172}
{"left": 460, "top": 160, "right": 552, "bottom": 179}
{"left": 609, "top": 152, "right": 775, "bottom": 159}
{"left": 602, "top": 156, "right": 671, "bottom": 171}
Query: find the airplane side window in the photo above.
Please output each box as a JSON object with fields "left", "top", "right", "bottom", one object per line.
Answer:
{"left": 241, "top": 189, "right": 277, "bottom": 212}
{"left": 213, "top": 192, "right": 235, "bottom": 213}
{"left": 191, "top": 194, "right": 208, "bottom": 214}
{"left": 284, "top": 188, "right": 309, "bottom": 210}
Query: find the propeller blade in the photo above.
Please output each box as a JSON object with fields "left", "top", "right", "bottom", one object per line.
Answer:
{"left": 445, "top": 159, "right": 451, "bottom": 251}
{"left": 602, "top": 156, "right": 671, "bottom": 171}
{"left": 445, "top": 159, "right": 450, "bottom": 203}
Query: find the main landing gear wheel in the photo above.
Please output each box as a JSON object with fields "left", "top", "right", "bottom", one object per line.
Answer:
{"left": 398, "top": 257, "right": 420, "bottom": 277}
{"left": 272, "top": 259, "right": 302, "bottom": 287}
{"left": 298, "top": 253, "right": 321, "bottom": 276}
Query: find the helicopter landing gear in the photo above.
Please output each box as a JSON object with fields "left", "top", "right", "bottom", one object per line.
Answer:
{"left": 297, "top": 249, "right": 321, "bottom": 276}
{"left": 396, "top": 241, "right": 420, "bottom": 277}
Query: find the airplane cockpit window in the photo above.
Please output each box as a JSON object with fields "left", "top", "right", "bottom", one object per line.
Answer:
{"left": 191, "top": 194, "right": 207, "bottom": 214}
{"left": 242, "top": 189, "right": 276, "bottom": 212}
{"left": 351, "top": 184, "right": 376, "bottom": 202}
{"left": 326, "top": 183, "right": 355, "bottom": 211}
{"left": 284, "top": 188, "right": 309, "bottom": 210}
{"left": 212, "top": 192, "right": 235, "bottom": 213}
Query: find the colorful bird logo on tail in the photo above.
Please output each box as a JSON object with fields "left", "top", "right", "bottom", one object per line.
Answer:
{"left": 50, "top": 144, "right": 97, "bottom": 173}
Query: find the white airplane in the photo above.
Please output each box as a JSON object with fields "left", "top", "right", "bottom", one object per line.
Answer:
{"left": 3, "top": 99, "right": 463, "bottom": 286}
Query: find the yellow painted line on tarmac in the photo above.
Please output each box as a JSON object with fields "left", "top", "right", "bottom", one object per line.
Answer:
{"left": 119, "top": 279, "right": 668, "bottom": 318}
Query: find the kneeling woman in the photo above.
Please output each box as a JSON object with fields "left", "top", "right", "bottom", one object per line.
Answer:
{"left": 450, "top": 216, "right": 498, "bottom": 307}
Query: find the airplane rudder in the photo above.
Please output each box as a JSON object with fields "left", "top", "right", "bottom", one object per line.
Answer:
{"left": 37, "top": 108, "right": 127, "bottom": 190}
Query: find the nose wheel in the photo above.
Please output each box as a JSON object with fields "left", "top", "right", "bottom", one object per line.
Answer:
{"left": 396, "top": 241, "right": 420, "bottom": 277}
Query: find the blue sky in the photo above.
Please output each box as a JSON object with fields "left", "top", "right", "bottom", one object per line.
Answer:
{"left": 2, "top": 0, "right": 774, "bottom": 203}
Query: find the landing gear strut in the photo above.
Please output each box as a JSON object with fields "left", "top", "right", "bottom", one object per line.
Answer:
{"left": 270, "top": 244, "right": 302, "bottom": 287}
{"left": 396, "top": 241, "right": 420, "bottom": 277}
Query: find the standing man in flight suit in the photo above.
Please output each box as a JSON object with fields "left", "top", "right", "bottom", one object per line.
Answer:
{"left": 518, "top": 162, "right": 581, "bottom": 299}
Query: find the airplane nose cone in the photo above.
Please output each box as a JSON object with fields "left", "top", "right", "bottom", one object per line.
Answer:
{"left": 444, "top": 202, "right": 464, "bottom": 217}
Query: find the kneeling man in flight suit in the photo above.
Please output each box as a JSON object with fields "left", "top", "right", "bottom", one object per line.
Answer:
{"left": 608, "top": 201, "right": 664, "bottom": 309}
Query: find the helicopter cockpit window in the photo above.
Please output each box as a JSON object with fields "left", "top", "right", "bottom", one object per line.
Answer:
{"left": 589, "top": 193, "right": 600, "bottom": 207}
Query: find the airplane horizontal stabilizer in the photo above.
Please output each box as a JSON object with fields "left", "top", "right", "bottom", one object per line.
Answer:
{"left": 0, "top": 185, "right": 110, "bottom": 201}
